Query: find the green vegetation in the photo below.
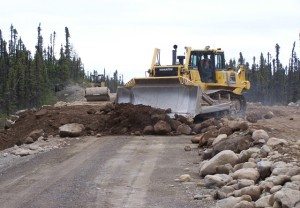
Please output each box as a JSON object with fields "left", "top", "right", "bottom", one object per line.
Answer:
{"left": 0, "top": 24, "right": 85, "bottom": 115}
{"left": 228, "top": 42, "right": 300, "bottom": 105}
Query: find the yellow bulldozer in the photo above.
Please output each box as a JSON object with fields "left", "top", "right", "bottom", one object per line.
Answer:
{"left": 116, "top": 45, "right": 250, "bottom": 118}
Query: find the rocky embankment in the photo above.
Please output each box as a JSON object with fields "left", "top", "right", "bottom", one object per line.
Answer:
{"left": 185, "top": 116, "right": 300, "bottom": 208}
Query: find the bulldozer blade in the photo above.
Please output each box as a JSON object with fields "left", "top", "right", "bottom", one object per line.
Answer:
{"left": 85, "top": 87, "right": 110, "bottom": 101}
{"left": 116, "top": 84, "right": 203, "bottom": 117}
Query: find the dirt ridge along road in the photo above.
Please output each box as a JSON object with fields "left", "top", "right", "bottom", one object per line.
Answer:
{"left": 0, "top": 135, "right": 210, "bottom": 208}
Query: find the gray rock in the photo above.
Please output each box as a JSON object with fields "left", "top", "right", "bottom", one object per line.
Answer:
{"left": 191, "top": 136, "right": 200, "bottom": 144}
{"left": 234, "top": 185, "right": 262, "bottom": 201}
{"left": 238, "top": 147, "right": 260, "bottom": 163}
{"left": 202, "top": 148, "right": 214, "bottom": 160}
{"left": 200, "top": 150, "right": 239, "bottom": 176}
{"left": 274, "top": 188, "right": 300, "bottom": 208}
{"left": 177, "top": 123, "right": 192, "bottom": 135}
{"left": 237, "top": 179, "right": 255, "bottom": 189}
{"left": 12, "top": 148, "right": 31, "bottom": 156}
{"left": 216, "top": 185, "right": 235, "bottom": 199}
{"left": 242, "top": 162, "right": 256, "bottom": 169}
{"left": 270, "top": 185, "right": 282, "bottom": 194}
{"left": 28, "top": 129, "right": 45, "bottom": 141}
{"left": 273, "top": 166, "right": 300, "bottom": 177}
{"left": 193, "top": 194, "right": 207, "bottom": 200}
{"left": 28, "top": 144, "right": 39, "bottom": 150}
{"left": 267, "top": 137, "right": 288, "bottom": 147}
{"left": 291, "top": 175, "right": 300, "bottom": 182}
{"left": 153, "top": 120, "right": 171, "bottom": 135}
{"left": 259, "top": 181, "right": 274, "bottom": 192}
{"left": 170, "top": 119, "right": 182, "bottom": 131}
{"left": 252, "top": 129, "right": 269, "bottom": 142}
{"left": 283, "top": 181, "right": 300, "bottom": 190}
{"left": 216, "top": 164, "right": 233, "bottom": 174}
{"left": 212, "top": 134, "right": 228, "bottom": 146}
{"left": 233, "top": 163, "right": 244, "bottom": 172}
{"left": 35, "top": 109, "right": 48, "bottom": 118}
{"left": 184, "top": 145, "right": 191, "bottom": 151}
{"left": 24, "top": 137, "right": 34, "bottom": 144}
{"left": 265, "top": 175, "right": 290, "bottom": 186}
{"left": 59, "top": 123, "right": 85, "bottom": 137}
{"left": 263, "top": 111, "right": 274, "bottom": 119}
{"left": 260, "top": 145, "right": 271, "bottom": 157}
{"left": 204, "top": 174, "right": 233, "bottom": 187}
{"left": 219, "top": 126, "right": 234, "bottom": 136}
{"left": 257, "top": 160, "right": 273, "bottom": 179}
{"left": 179, "top": 174, "right": 191, "bottom": 182}
{"left": 232, "top": 168, "right": 260, "bottom": 181}
{"left": 216, "top": 196, "right": 252, "bottom": 208}
{"left": 213, "top": 132, "right": 253, "bottom": 154}
{"left": 255, "top": 195, "right": 272, "bottom": 208}
{"left": 233, "top": 200, "right": 254, "bottom": 208}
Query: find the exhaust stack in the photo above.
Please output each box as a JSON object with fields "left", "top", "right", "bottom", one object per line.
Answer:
{"left": 172, "top": 44, "right": 177, "bottom": 65}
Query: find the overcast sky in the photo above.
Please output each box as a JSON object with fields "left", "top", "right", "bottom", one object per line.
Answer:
{"left": 1, "top": 0, "right": 300, "bottom": 81}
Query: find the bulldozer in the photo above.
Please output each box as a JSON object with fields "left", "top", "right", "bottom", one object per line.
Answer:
{"left": 116, "top": 45, "right": 250, "bottom": 118}
{"left": 85, "top": 72, "right": 110, "bottom": 102}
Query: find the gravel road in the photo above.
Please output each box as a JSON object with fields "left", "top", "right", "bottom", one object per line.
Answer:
{"left": 0, "top": 136, "right": 214, "bottom": 208}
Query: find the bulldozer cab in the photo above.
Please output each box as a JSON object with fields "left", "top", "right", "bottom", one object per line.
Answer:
{"left": 89, "top": 73, "right": 106, "bottom": 87}
{"left": 189, "top": 48, "right": 225, "bottom": 83}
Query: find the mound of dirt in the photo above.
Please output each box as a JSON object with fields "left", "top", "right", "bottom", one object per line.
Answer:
{"left": 0, "top": 103, "right": 174, "bottom": 150}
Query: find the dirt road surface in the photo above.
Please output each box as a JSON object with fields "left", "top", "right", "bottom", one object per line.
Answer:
{"left": 0, "top": 136, "right": 213, "bottom": 208}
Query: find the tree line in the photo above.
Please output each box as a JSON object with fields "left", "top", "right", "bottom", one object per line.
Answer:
{"left": 0, "top": 24, "right": 85, "bottom": 115}
{"left": 228, "top": 41, "right": 300, "bottom": 105}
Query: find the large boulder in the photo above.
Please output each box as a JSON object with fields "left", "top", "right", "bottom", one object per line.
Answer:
{"left": 213, "top": 132, "right": 253, "bottom": 155}
{"left": 232, "top": 168, "right": 260, "bottom": 181}
{"left": 59, "top": 123, "right": 85, "bottom": 137}
{"left": 274, "top": 188, "right": 300, "bottom": 208}
{"left": 200, "top": 150, "right": 239, "bottom": 176}
{"left": 204, "top": 174, "right": 233, "bottom": 187}
{"left": 176, "top": 124, "right": 191, "bottom": 135}
{"left": 153, "top": 120, "right": 171, "bottom": 135}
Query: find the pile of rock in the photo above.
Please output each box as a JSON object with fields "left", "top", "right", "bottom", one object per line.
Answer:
{"left": 143, "top": 114, "right": 194, "bottom": 135}
{"left": 193, "top": 121, "right": 300, "bottom": 208}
